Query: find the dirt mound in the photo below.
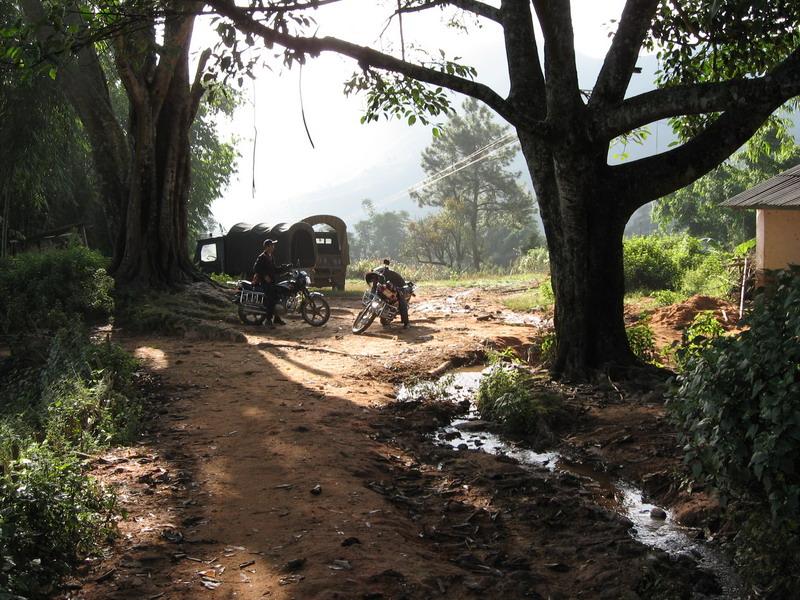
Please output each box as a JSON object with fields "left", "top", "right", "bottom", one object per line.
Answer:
{"left": 650, "top": 295, "right": 737, "bottom": 331}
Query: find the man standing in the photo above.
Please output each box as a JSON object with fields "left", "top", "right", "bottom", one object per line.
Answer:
{"left": 374, "top": 258, "right": 410, "bottom": 328}
{"left": 252, "top": 239, "right": 286, "bottom": 328}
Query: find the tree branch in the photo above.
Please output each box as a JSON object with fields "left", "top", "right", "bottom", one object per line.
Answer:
{"left": 589, "top": 0, "right": 659, "bottom": 107}
{"left": 395, "top": 0, "right": 501, "bottom": 22}
{"left": 205, "top": 0, "right": 539, "bottom": 132}
{"left": 499, "top": 0, "right": 545, "bottom": 117}
{"left": 113, "top": 35, "right": 147, "bottom": 111}
{"left": 189, "top": 48, "right": 212, "bottom": 122}
{"left": 612, "top": 100, "right": 788, "bottom": 212}
{"left": 149, "top": 4, "right": 197, "bottom": 119}
{"left": 530, "top": 0, "right": 583, "bottom": 120}
{"left": 594, "top": 47, "right": 800, "bottom": 140}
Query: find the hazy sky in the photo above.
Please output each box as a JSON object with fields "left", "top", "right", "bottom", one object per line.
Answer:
{"left": 195, "top": 1, "right": 631, "bottom": 233}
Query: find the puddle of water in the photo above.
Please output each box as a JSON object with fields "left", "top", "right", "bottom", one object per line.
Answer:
{"left": 415, "top": 290, "right": 476, "bottom": 314}
{"left": 498, "top": 311, "right": 553, "bottom": 328}
{"left": 399, "top": 367, "right": 744, "bottom": 598}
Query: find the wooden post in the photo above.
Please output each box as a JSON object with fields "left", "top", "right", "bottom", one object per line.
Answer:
{"left": 739, "top": 255, "right": 748, "bottom": 319}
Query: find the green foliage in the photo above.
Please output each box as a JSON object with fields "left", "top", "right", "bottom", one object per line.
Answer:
{"left": 653, "top": 290, "right": 686, "bottom": 307}
{"left": 476, "top": 365, "right": 562, "bottom": 436}
{"left": 349, "top": 200, "right": 410, "bottom": 262}
{"left": 731, "top": 512, "right": 800, "bottom": 598}
{"left": 653, "top": 125, "right": 800, "bottom": 247}
{"left": 668, "top": 271, "right": 800, "bottom": 525}
{"left": 680, "top": 250, "right": 734, "bottom": 297}
{"left": 0, "top": 323, "right": 140, "bottom": 595}
{"left": 344, "top": 69, "right": 458, "bottom": 127}
{"left": 511, "top": 247, "right": 550, "bottom": 274}
{"left": 624, "top": 236, "right": 682, "bottom": 292}
{"left": 0, "top": 445, "right": 117, "bottom": 598}
{"left": 502, "top": 279, "right": 554, "bottom": 313}
{"left": 626, "top": 321, "right": 657, "bottom": 364}
{"left": 623, "top": 234, "right": 733, "bottom": 295}
{"left": 0, "top": 248, "right": 113, "bottom": 336}
{"left": 673, "top": 310, "right": 726, "bottom": 368}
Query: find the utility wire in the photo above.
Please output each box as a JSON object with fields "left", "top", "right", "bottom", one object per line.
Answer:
{"left": 374, "top": 133, "right": 520, "bottom": 210}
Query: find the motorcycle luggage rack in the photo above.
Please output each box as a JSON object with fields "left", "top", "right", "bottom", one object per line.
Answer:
{"left": 240, "top": 290, "right": 265, "bottom": 305}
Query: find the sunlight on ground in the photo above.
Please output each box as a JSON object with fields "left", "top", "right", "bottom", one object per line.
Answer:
{"left": 134, "top": 346, "right": 169, "bottom": 370}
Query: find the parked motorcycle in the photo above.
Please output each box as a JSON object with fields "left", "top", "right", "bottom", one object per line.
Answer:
{"left": 234, "top": 268, "right": 330, "bottom": 327}
{"left": 352, "top": 274, "right": 415, "bottom": 334}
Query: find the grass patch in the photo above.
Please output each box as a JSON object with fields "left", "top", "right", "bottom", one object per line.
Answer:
{"left": 476, "top": 364, "right": 564, "bottom": 439}
{"left": 501, "top": 278, "right": 553, "bottom": 312}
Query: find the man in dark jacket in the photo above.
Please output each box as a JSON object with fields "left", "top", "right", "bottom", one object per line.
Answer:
{"left": 373, "top": 258, "right": 410, "bottom": 328}
{"left": 252, "top": 239, "right": 286, "bottom": 327}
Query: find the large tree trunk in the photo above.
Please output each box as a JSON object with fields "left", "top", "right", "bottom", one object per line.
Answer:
{"left": 23, "top": 0, "right": 204, "bottom": 290}
{"left": 519, "top": 132, "right": 637, "bottom": 380}
{"left": 114, "top": 35, "right": 197, "bottom": 288}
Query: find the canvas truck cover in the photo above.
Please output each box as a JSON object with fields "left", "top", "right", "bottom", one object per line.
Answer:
{"left": 194, "top": 222, "right": 318, "bottom": 277}
{"left": 302, "top": 215, "right": 350, "bottom": 289}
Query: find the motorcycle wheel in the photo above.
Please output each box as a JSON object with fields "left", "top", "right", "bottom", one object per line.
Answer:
{"left": 352, "top": 306, "right": 376, "bottom": 334}
{"left": 301, "top": 293, "right": 330, "bottom": 326}
{"left": 237, "top": 305, "right": 267, "bottom": 326}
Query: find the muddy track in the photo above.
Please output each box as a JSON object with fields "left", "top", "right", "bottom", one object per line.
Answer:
{"left": 61, "top": 285, "right": 724, "bottom": 600}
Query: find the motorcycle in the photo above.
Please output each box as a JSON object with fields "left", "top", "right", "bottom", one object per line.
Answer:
{"left": 233, "top": 268, "right": 331, "bottom": 327}
{"left": 352, "top": 273, "right": 415, "bottom": 334}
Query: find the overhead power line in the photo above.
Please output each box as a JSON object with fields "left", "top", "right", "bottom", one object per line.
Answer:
{"left": 375, "top": 132, "right": 520, "bottom": 210}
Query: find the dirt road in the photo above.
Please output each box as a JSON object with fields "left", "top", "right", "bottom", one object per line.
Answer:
{"left": 66, "top": 284, "right": 721, "bottom": 599}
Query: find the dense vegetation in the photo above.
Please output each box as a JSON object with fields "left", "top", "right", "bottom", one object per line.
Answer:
{"left": 668, "top": 270, "right": 800, "bottom": 595}
{"left": 0, "top": 249, "right": 142, "bottom": 597}
{"left": 623, "top": 234, "right": 752, "bottom": 299}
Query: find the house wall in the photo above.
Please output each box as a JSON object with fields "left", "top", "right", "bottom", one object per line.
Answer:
{"left": 757, "top": 208, "right": 800, "bottom": 271}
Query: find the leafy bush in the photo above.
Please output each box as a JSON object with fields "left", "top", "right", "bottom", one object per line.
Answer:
{"left": 653, "top": 290, "right": 686, "bottom": 306}
{"left": 680, "top": 250, "right": 734, "bottom": 297}
{"left": 673, "top": 310, "right": 726, "bottom": 368}
{"left": 477, "top": 364, "right": 563, "bottom": 436}
{"left": 731, "top": 513, "right": 800, "bottom": 598}
{"left": 624, "top": 236, "right": 682, "bottom": 292}
{"left": 626, "top": 321, "right": 657, "bottom": 364}
{"left": 0, "top": 328, "right": 140, "bottom": 596}
{"left": 510, "top": 247, "right": 550, "bottom": 274}
{"left": 0, "top": 247, "right": 113, "bottom": 336}
{"left": 668, "top": 271, "right": 800, "bottom": 523}
{"left": 623, "top": 234, "right": 710, "bottom": 293}
{"left": 0, "top": 445, "right": 117, "bottom": 597}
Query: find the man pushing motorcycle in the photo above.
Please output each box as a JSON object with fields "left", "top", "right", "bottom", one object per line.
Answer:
{"left": 372, "top": 258, "right": 411, "bottom": 328}
{"left": 252, "top": 238, "right": 287, "bottom": 328}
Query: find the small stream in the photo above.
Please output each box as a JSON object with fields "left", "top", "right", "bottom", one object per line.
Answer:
{"left": 398, "top": 367, "right": 744, "bottom": 599}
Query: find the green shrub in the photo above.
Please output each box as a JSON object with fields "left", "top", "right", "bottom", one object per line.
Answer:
{"left": 477, "top": 365, "right": 562, "bottom": 436}
{"left": 680, "top": 250, "right": 734, "bottom": 297}
{"left": 623, "top": 234, "right": 710, "bottom": 293}
{"left": 624, "top": 236, "right": 682, "bottom": 292}
{"left": 0, "top": 445, "right": 117, "bottom": 597}
{"left": 731, "top": 513, "right": 800, "bottom": 598}
{"left": 626, "top": 321, "right": 657, "bottom": 364}
{"left": 510, "top": 247, "right": 550, "bottom": 274}
{"left": 668, "top": 270, "right": 800, "bottom": 524}
{"left": 673, "top": 310, "right": 726, "bottom": 368}
{"left": 0, "top": 247, "right": 113, "bottom": 336}
{"left": 653, "top": 290, "right": 686, "bottom": 306}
